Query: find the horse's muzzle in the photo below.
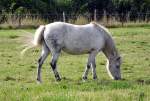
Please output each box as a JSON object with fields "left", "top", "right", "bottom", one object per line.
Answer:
{"left": 114, "top": 77, "right": 121, "bottom": 80}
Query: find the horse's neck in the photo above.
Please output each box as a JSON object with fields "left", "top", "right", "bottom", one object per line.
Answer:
{"left": 93, "top": 23, "right": 119, "bottom": 60}
{"left": 103, "top": 35, "right": 118, "bottom": 60}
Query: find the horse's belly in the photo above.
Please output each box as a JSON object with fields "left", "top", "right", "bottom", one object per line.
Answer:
{"left": 62, "top": 37, "right": 104, "bottom": 55}
{"left": 62, "top": 47, "right": 91, "bottom": 55}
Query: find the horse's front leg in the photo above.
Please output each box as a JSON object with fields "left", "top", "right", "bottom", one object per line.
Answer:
{"left": 37, "top": 43, "right": 49, "bottom": 83}
{"left": 91, "top": 60, "right": 97, "bottom": 80}
{"left": 82, "top": 53, "right": 93, "bottom": 80}
{"left": 50, "top": 51, "right": 61, "bottom": 81}
{"left": 82, "top": 51, "right": 98, "bottom": 80}
{"left": 82, "top": 63, "right": 91, "bottom": 80}
{"left": 90, "top": 51, "right": 98, "bottom": 80}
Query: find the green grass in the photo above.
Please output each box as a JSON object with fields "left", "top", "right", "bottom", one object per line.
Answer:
{"left": 0, "top": 27, "right": 150, "bottom": 101}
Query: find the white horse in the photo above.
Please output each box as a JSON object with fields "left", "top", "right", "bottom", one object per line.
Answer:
{"left": 22, "top": 22, "right": 122, "bottom": 82}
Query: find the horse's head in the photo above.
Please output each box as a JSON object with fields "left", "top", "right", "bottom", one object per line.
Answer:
{"left": 106, "top": 56, "right": 122, "bottom": 80}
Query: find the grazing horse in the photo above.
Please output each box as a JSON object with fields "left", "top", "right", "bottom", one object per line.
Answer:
{"left": 22, "top": 22, "right": 122, "bottom": 82}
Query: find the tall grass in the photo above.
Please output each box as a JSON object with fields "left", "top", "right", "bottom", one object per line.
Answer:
{"left": 0, "top": 14, "right": 150, "bottom": 29}
{"left": 0, "top": 15, "right": 48, "bottom": 29}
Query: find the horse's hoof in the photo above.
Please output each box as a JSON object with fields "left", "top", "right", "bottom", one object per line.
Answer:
{"left": 82, "top": 76, "right": 87, "bottom": 82}
{"left": 56, "top": 78, "right": 61, "bottom": 81}
{"left": 93, "top": 76, "right": 97, "bottom": 80}
{"left": 37, "top": 80, "right": 42, "bottom": 84}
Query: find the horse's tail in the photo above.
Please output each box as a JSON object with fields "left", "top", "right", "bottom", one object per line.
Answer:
{"left": 21, "top": 25, "right": 45, "bottom": 55}
{"left": 33, "top": 25, "right": 45, "bottom": 46}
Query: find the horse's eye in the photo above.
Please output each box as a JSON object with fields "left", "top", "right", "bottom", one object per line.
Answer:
{"left": 116, "top": 65, "right": 120, "bottom": 69}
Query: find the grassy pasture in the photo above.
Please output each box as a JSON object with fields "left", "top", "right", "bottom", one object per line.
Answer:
{"left": 0, "top": 27, "right": 150, "bottom": 101}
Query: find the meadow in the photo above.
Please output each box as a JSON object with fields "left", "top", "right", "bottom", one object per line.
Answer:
{"left": 0, "top": 26, "right": 150, "bottom": 101}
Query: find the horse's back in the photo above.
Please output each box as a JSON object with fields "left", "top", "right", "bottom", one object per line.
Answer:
{"left": 44, "top": 22, "right": 106, "bottom": 54}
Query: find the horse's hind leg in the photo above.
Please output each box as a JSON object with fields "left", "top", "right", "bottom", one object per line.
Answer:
{"left": 82, "top": 51, "right": 98, "bottom": 80}
{"left": 50, "top": 48, "right": 61, "bottom": 81}
{"left": 45, "top": 38, "right": 61, "bottom": 81}
{"left": 37, "top": 43, "right": 50, "bottom": 83}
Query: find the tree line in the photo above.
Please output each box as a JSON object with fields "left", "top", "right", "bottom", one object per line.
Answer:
{"left": 0, "top": 0, "right": 150, "bottom": 15}
{"left": 0, "top": 0, "right": 150, "bottom": 24}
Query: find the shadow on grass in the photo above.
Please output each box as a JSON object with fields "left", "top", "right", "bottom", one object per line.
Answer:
{"left": 4, "top": 76, "right": 16, "bottom": 81}
{"left": 52, "top": 77, "right": 150, "bottom": 92}
{"left": 135, "top": 78, "right": 150, "bottom": 85}
{"left": 51, "top": 77, "right": 134, "bottom": 91}
{"left": 8, "top": 35, "right": 19, "bottom": 39}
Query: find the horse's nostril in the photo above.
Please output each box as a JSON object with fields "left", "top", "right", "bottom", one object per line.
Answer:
{"left": 114, "top": 77, "right": 121, "bottom": 80}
